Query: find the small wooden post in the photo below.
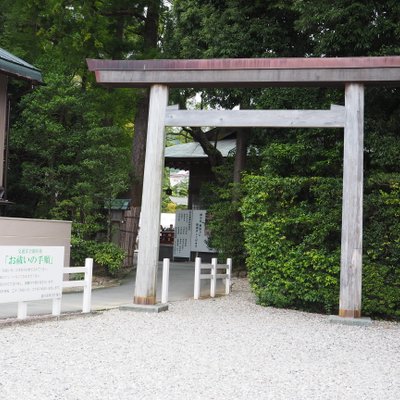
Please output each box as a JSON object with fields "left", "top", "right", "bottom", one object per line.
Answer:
{"left": 226, "top": 258, "right": 232, "bottom": 295}
{"left": 194, "top": 257, "right": 201, "bottom": 300}
{"left": 134, "top": 84, "right": 169, "bottom": 305}
{"left": 52, "top": 298, "right": 61, "bottom": 316}
{"left": 161, "top": 258, "right": 170, "bottom": 304}
{"left": 17, "top": 301, "right": 27, "bottom": 320}
{"left": 82, "top": 258, "right": 93, "bottom": 313}
{"left": 339, "top": 83, "right": 364, "bottom": 318}
{"left": 0, "top": 75, "right": 7, "bottom": 188}
{"left": 210, "top": 258, "right": 217, "bottom": 298}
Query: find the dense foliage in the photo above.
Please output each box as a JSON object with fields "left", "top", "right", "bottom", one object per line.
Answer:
{"left": 0, "top": 0, "right": 168, "bottom": 273}
{"left": 241, "top": 175, "right": 341, "bottom": 313}
{"left": 200, "top": 161, "right": 247, "bottom": 267}
{"left": 241, "top": 172, "right": 400, "bottom": 318}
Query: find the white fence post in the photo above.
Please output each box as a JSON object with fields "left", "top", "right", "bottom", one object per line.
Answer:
{"left": 210, "top": 258, "right": 217, "bottom": 298}
{"left": 17, "top": 302, "right": 27, "bottom": 319}
{"left": 52, "top": 298, "right": 61, "bottom": 316}
{"left": 161, "top": 258, "right": 170, "bottom": 304}
{"left": 194, "top": 257, "right": 201, "bottom": 300}
{"left": 226, "top": 258, "right": 232, "bottom": 295}
{"left": 194, "top": 257, "right": 233, "bottom": 300}
{"left": 82, "top": 258, "right": 93, "bottom": 313}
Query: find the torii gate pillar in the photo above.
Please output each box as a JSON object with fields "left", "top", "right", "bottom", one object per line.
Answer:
{"left": 134, "top": 84, "right": 169, "bottom": 305}
{"left": 339, "top": 83, "right": 364, "bottom": 317}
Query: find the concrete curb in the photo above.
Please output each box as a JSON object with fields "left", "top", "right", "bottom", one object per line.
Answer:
{"left": 328, "top": 315, "right": 373, "bottom": 327}
{"left": 0, "top": 310, "right": 103, "bottom": 329}
{"left": 119, "top": 303, "right": 169, "bottom": 313}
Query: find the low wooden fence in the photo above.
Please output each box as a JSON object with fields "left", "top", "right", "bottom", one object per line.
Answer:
{"left": 17, "top": 258, "right": 93, "bottom": 320}
{"left": 194, "top": 257, "right": 232, "bottom": 300}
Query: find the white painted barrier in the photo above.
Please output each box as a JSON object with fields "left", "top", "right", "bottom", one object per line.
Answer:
{"left": 194, "top": 257, "right": 232, "bottom": 300}
{"left": 16, "top": 258, "right": 93, "bottom": 319}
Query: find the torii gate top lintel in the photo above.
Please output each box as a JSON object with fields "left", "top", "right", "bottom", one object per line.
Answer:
{"left": 87, "top": 56, "right": 400, "bottom": 88}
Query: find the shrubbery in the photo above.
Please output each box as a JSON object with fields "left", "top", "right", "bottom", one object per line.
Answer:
{"left": 71, "top": 236, "right": 126, "bottom": 276}
{"left": 241, "top": 174, "right": 400, "bottom": 319}
{"left": 199, "top": 163, "right": 247, "bottom": 268}
{"left": 362, "top": 177, "right": 400, "bottom": 318}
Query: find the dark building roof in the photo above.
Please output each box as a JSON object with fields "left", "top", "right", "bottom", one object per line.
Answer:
{"left": 106, "top": 198, "right": 131, "bottom": 211}
{"left": 165, "top": 139, "right": 235, "bottom": 164}
{"left": 0, "top": 48, "right": 43, "bottom": 84}
{"left": 165, "top": 128, "right": 237, "bottom": 169}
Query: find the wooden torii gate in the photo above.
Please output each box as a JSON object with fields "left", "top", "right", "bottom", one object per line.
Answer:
{"left": 87, "top": 57, "right": 400, "bottom": 318}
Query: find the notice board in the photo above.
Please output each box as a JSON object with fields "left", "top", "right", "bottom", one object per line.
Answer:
{"left": 173, "top": 210, "right": 214, "bottom": 258}
{"left": 173, "top": 210, "right": 192, "bottom": 258}
{"left": 191, "top": 210, "right": 212, "bottom": 253}
{"left": 0, "top": 246, "right": 64, "bottom": 304}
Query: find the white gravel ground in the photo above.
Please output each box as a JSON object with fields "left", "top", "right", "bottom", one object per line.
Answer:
{"left": 1, "top": 278, "right": 399, "bottom": 400}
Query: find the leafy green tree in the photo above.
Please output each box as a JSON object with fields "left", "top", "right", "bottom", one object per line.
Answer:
{"left": 293, "top": 0, "right": 400, "bottom": 56}
{"left": 0, "top": 0, "right": 146, "bottom": 272}
{"left": 8, "top": 59, "right": 132, "bottom": 232}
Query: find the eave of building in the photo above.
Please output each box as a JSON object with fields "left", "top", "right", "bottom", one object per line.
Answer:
{"left": 87, "top": 56, "right": 400, "bottom": 88}
{"left": 165, "top": 139, "right": 236, "bottom": 170}
{"left": 0, "top": 48, "right": 43, "bottom": 85}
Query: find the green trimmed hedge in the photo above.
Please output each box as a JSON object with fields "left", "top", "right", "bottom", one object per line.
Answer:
{"left": 241, "top": 174, "right": 400, "bottom": 319}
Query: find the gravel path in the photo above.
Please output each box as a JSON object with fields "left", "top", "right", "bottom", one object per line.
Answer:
{"left": 1, "top": 279, "right": 399, "bottom": 400}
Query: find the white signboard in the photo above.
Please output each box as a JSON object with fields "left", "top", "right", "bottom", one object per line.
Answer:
{"left": 191, "top": 210, "right": 214, "bottom": 253}
{"left": 0, "top": 246, "right": 64, "bottom": 304}
{"left": 173, "top": 210, "right": 215, "bottom": 257}
{"left": 173, "top": 211, "right": 192, "bottom": 258}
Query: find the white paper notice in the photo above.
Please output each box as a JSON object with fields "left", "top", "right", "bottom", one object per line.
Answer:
{"left": 173, "top": 211, "right": 192, "bottom": 258}
{"left": 190, "top": 210, "right": 214, "bottom": 253}
{"left": 0, "top": 246, "right": 64, "bottom": 303}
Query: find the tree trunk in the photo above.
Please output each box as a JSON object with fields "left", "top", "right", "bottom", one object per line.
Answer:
{"left": 119, "top": 91, "right": 150, "bottom": 267}
{"left": 119, "top": 206, "right": 141, "bottom": 267}
{"left": 119, "top": 1, "right": 160, "bottom": 267}
{"left": 189, "top": 127, "right": 224, "bottom": 168}
{"left": 130, "top": 91, "right": 150, "bottom": 207}
{"left": 233, "top": 128, "right": 249, "bottom": 184}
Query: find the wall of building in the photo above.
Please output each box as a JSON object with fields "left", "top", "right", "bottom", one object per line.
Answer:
{"left": 0, "top": 217, "right": 72, "bottom": 267}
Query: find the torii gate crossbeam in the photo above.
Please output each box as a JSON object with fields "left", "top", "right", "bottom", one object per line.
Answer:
{"left": 87, "top": 57, "right": 400, "bottom": 319}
